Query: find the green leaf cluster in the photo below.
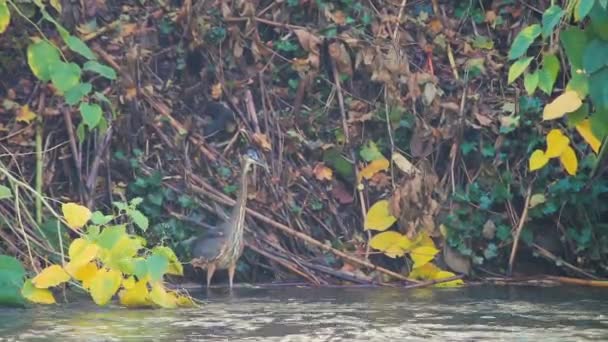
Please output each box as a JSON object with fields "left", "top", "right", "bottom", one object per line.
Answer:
{"left": 14, "top": 1, "right": 118, "bottom": 140}
{"left": 0, "top": 255, "right": 26, "bottom": 307}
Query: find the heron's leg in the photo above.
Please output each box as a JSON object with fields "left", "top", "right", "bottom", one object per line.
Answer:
{"left": 206, "top": 263, "right": 216, "bottom": 288}
{"left": 228, "top": 263, "right": 236, "bottom": 288}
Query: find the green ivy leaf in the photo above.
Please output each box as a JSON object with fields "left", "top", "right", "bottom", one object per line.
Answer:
{"left": 0, "top": 0, "right": 10, "bottom": 34}
{"left": 508, "top": 24, "right": 541, "bottom": 60}
{"left": 0, "top": 185, "right": 12, "bottom": 200}
{"left": 79, "top": 102, "right": 102, "bottom": 128}
{"left": 583, "top": 39, "right": 608, "bottom": 74}
{"left": 538, "top": 54, "right": 560, "bottom": 94}
{"left": 83, "top": 61, "right": 116, "bottom": 80}
{"left": 590, "top": 4, "right": 608, "bottom": 40}
{"left": 50, "top": 62, "right": 82, "bottom": 93}
{"left": 576, "top": 0, "right": 596, "bottom": 21}
{"left": 589, "top": 68, "right": 608, "bottom": 109}
{"left": 523, "top": 71, "right": 539, "bottom": 95}
{"left": 542, "top": 5, "right": 564, "bottom": 38}
{"left": 27, "top": 40, "right": 61, "bottom": 81}
{"left": 567, "top": 103, "right": 589, "bottom": 127}
{"left": 508, "top": 57, "right": 533, "bottom": 84}
{"left": 560, "top": 27, "right": 587, "bottom": 70}
{"left": 566, "top": 72, "right": 589, "bottom": 98}
{"left": 64, "top": 35, "right": 96, "bottom": 60}
{"left": 64, "top": 82, "right": 92, "bottom": 105}
{"left": 591, "top": 107, "right": 608, "bottom": 140}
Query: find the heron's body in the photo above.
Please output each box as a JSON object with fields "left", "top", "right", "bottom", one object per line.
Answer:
{"left": 191, "top": 153, "right": 258, "bottom": 288}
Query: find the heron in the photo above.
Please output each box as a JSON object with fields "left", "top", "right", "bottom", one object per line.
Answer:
{"left": 190, "top": 149, "right": 266, "bottom": 288}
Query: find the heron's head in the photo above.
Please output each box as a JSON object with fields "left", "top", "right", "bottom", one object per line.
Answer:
{"left": 242, "top": 148, "right": 268, "bottom": 172}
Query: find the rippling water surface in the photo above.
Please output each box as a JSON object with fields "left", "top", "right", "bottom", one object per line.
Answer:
{"left": 0, "top": 285, "right": 607, "bottom": 341}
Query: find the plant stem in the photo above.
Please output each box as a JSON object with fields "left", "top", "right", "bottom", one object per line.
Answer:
{"left": 35, "top": 110, "right": 43, "bottom": 225}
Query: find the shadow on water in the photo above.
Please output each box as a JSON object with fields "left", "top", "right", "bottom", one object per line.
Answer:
{"left": 1, "top": 286, "right": 607, "bottom": 341}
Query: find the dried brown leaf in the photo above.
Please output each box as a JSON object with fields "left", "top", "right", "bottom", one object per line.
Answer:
{"left": 313, "top": 163, "right": 333, "bottom": 181}
{"left": 294, "top": 29, "right": 321, "bottom": 54}
{"left": 252, "top": 133, "right": 272, "bottom": 151}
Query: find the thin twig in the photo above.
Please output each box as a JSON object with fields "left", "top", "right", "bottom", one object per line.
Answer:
{"left": 508, "top": 184, "right": 533, "bottom": 275}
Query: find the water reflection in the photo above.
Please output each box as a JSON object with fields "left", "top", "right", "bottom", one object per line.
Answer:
{"left": 0, "top": 286, "right": 607, "bottom": 341}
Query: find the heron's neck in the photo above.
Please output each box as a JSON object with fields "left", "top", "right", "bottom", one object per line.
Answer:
{"left": 227, "top": 160, "right": 250, "bottom": 238}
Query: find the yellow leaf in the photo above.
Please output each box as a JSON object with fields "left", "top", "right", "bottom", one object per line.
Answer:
{"left": 31, "top": 265, "right": 70, "bottom": 289}
{"left": 149, "top": 282, "right": 177, "bottom": 309}
{"left": 172, "top": 291, "right": 196, "bottom": 307}
{"left": 0, "top": 0, "right": 10, "bottom": 34}
{"left": 110, "top": 235, "right": 142, "bottom": 259}
{"left": 412, "top": 232, "right": 436, "bottom": 250}
{"left": 433, "top": 271, "right": 465, "bottom": 288}
{"left": 576, "top": 119, "right": 601, "bottom": 154}
{"left": 545, "top": 129, "right": 570, "bottom": 158}
{"left": 529, "top": 149, "right": 549, "bottom": 171}
{"left": 64, "top": 238, "right": 99, "bottom": 274}
{"left": 359, "top": 158, "right": 389, "bottom": 180}
{"left": 119, "top": 279, "right": 153, "bottom": 308}
{"left": 560, "top": 145, "right": 578, "bottom": 176}
{"left": 542, "top": 91, "right": 583, "bottom": 120}
{"left": 61, "top": 202, "right": 92, "bottom": 229}
{"left": 89, "top": 268, "right": 122, "bottom": 306}
{"left": 122, "top": 276, "right": 135, "bottom": 290}
{"left": 410, "top": 245, "right": 439, "bottom": 268}
{"left": 369, "top": 231, "right": 412, "bottom": 258}
{"left": 49, "top": 0, "right": 62, "bottom": 13}
{"left": 16, "top": 105, "right": 37, "bottom": 124}
{"left": 364, "top": 200, "right": 397, "bottom": 231}
{"left": 408, "top": 262, "right": 441, "bottom": 280}
{"left": 71, "top": 262, "right": 98, "bottom": 289}
{"left": 21, "top": 280, "right": 55, "bottom": 304}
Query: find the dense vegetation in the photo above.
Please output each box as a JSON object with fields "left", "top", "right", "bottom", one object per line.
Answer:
{"left": 1, "top": 0, "right": 608, "bottom": 307}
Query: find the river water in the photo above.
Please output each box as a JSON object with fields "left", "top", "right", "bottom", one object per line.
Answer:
{"left": 0, "top": 285, "right": 607, "bottom": 341}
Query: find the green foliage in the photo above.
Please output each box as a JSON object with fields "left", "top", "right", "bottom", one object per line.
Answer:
{"left": 0, "top": 185, "right": 12, "bottom": 199}
{"left": 0, "top": 255, "right": 26, "bottom": 307}
{"left": 125, "top": 168, "right": 202, "bottom": 260}
{"left": 10, "top": 200, "right": 193, "bottom": 308}
{"left": 7, "top": 1, "right": 118, "bottom": 139}
{"left": 508, "top": 24, "right": 541, "bottom": 60}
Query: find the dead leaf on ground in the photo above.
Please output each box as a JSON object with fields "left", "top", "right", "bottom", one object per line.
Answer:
{"left": 428, "top": 19, "right": 443, "bottom": 34}
{"left": 252, "top": 133, "right": 272, "bottom": 151}
{"left": 392, "top": 152, "right": 418, "bottom": 175}
{"left": 390, "top": 171, "right": 440, "bottom": 238}
{"left": 331, "top": 180, "right": 354, "bottom": 204}
{"left": 294, "top": 29, "right": 321, "bottom": 54}
{"left": 329, "top": 41, "right": 353, "bottom": 77}
{"left": 313, "top": 163, "right": 333, "bottom": 181}
{"left": 475, "top": 112, "right": 493, "bottom": 126}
